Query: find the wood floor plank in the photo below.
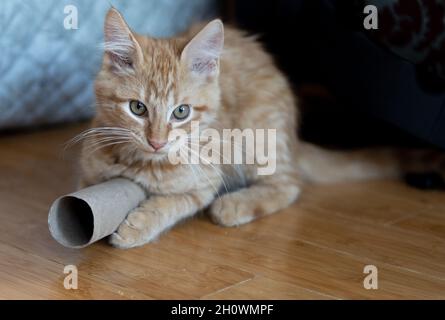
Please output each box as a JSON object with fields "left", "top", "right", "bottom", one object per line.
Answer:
{"left": 262, "top": 205, "right": 445, "bottom": 280}
{"left": 391, "top": 211, "right": 445, "bottom": 242}
{"left": 300, "top": 182, "right": 442, "bottom": 225}
{"left": 0, "top": 242, "right": 151, "bottom": 299}
{"left": 202, "top": 277, "right": 334, "bottom": 300}
{"left": 167, "top": 219, "right": 445, "bottom": 299}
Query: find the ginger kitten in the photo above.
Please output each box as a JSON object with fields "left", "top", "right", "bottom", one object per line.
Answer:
{"left": 79, "top": 8, "right": 444, "bottom": 249}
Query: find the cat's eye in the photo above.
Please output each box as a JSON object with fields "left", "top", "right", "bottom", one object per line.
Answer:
{"left": 129, "top": 100, "right": 147, "bottom": 116}
{"left": 172, "top": 104, "right": 191, "bottom": 121}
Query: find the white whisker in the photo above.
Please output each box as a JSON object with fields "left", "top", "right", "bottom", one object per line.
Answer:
{"left": 186, "top": 138, "right": 246, "bottom": 185}
{"left": 185, "top": 146, "right": 228, "bottom": 194}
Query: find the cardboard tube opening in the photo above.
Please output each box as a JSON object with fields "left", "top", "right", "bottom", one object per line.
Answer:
{"left": 51, "top": 196, "right": 94, "bottom": 247}
{"left": 48, "top": 178, "right": 147, "bottom": 248}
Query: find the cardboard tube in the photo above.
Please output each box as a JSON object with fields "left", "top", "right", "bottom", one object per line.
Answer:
{"left": 48, "top": 178, "right": 146, "bottom": 248}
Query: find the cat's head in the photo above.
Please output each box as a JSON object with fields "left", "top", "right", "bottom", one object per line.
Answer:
{"left": 93, "top": 8, "right": 224, "bottom": 161}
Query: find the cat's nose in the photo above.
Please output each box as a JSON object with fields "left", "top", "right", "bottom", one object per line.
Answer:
{"left": 148, "top": 139, "right": 167, "bottom": 151}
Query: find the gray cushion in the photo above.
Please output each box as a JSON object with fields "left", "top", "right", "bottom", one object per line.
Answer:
{"left": 0, "top": 0, "right": 216, "bottom": 129}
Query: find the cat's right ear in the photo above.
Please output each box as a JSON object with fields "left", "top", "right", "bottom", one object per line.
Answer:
{"left": 103, "top": 7, "right": 143, "bottom": 73}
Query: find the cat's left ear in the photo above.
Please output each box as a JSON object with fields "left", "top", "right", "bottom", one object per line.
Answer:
{"left": 181, "top": 19, "right": 224, "bottom": 78}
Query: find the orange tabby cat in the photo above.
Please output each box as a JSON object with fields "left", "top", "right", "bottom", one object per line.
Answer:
{"left": 78, "top": 8, "right": 443, "bottom": 248}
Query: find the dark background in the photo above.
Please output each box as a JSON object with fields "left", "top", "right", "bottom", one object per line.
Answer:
{"left": 221, "top": 0, "right": 445, "bottom": 150}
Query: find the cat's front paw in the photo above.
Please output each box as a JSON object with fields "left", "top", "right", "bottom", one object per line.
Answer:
{"left": 209, "top": 193, "right": 256, "bottom": 227}
{"left": 109, "top": 209, "right": 156, "bottom": 249}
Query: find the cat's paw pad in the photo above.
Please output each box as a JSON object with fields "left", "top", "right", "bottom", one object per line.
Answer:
{"left": 209, "top": 195, "right": 255, "bottom": 227}
{"left": 109, "top": 210, "right": 152, "bottom": 249}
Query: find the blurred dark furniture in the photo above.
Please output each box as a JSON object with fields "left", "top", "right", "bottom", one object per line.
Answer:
{"left": 223, "top": 0, "right": 445, "bottom": 150}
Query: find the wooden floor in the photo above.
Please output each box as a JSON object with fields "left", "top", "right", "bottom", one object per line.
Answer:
{"left": 0, "top": 123, "right": 444, "bottom": 299}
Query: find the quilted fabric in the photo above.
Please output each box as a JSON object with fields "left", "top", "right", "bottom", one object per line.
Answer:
{"left": 0, "top": 0, "right": 216, "bottom": 129}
